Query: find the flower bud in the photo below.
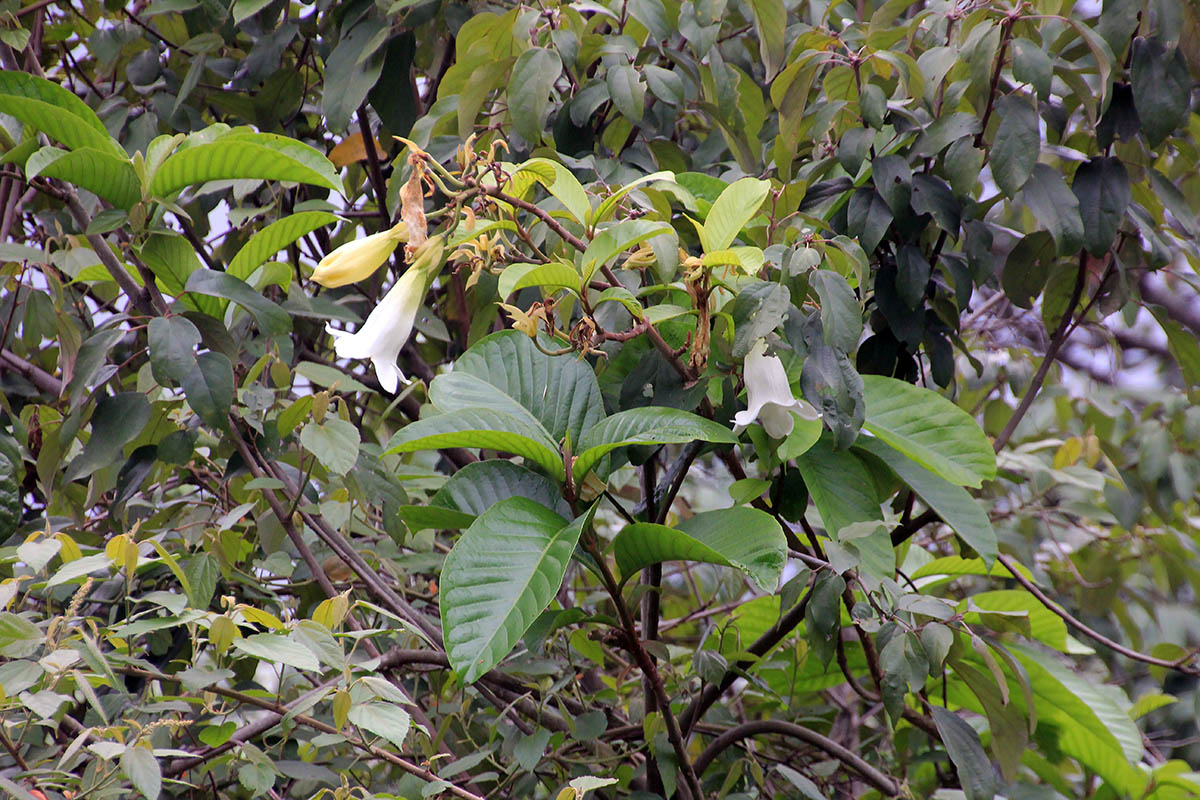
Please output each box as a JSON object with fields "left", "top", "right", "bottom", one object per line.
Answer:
{"left": 310, "top": 221, "right": 409, "bottom": 288}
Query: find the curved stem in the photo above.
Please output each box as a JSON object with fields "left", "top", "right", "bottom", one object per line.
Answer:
{"left": 998, "top": 553, "right": 1200, "bottom": 675}
{"left": 692, "top": 719, "right": 900, "bottom": 796}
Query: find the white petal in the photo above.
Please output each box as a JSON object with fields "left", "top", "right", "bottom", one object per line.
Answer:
{"left": 324, "top": 265, "right": 427, "bottom": 393}
{"left": 759, "top": 404, "right": 796, "bottom": 439}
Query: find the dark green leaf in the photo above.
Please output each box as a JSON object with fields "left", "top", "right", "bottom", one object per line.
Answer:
{"left": 65, "top": 393, "right": 151, "bottom": 483}
{"left": 1022, "top": 163, "right": 1084, "bottom": 255}
{"left": 574, "top": 407, "right": 736, "bottom": 480}
{"left": 1071, "top": 157, "right": 1130, "bottom": 257}
{"left": 857, "top": 437, "right": 997, "bottom": 563}
{"left": 185, "top": 269, "right": 291, "bottom": 335}
{"left": 990, "top": 95, "right": 1039, "bottom": 198}
{"left": 606, "top": 64, "right": 646, "bottom": 122}
{"left": 800, "top": 340, "right": 865, "bottom": 450}
{"left": 846, "top": 188, "right": 892, "bottom": 253}
{"left": 508, "top": 48, "right": 561, "bottom": 145}
{"left": 1130, "top": 37, "right": 1191, "bottom": 146}
{"left": 181, "top": 352, "right": 235, "bottom": 432}
{"left": 321, "top": 17, "right": 388, "bottom": 132}
{"left": 431, "top": 460, "right": 569, "bottom": 517}
{"left": 730, "top": 282, "right": 791, "bottom": 358}
{"left": 1002, "top": 231, "right": 1056, "bottom": 309}
{"left": 931, "top": 707, "right": 997, "bottom": 800}
{"left": 808, "top": 270, "right": 862, "bottom": 353}
{"left": 147, "top": 315, "right": 201, "bottom": 385}
{"left": 895, "top": 245, "right": 931, "bottom": 309}
{"left": 446, "top": 330, "right": 605, "bottom": 447}
{"left": 1012, "top": 39, "right": 1052, "bottom": 100}
{"left": 794, "top": 436, "right": 880, "bottom": 535}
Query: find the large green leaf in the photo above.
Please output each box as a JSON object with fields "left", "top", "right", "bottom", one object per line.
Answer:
{"left": 794, "top": 436, "right": 880, "bottom": 535}
{"left": 1007, "top": 645, "right": 1146, "bottom": 796}
{"left": 861, "top": 375, "right": 995, "bottom": 488}
{"left": 573, "top": 407, "right": 737, "bottom": 480}
{"left": 449, "top": 330, "right": 605, "bottom": 448}
{"left": 963, "top": 591, "right": 1071, "bottom": 652}
{"left": 612, "top": 506, "right": 786, "bottom": 591}
{"left": 149, "top": 133, "right": 342, "bottom": 197}
{"left": 931, "top": 707, "right": 997, "bottom": 800}
{"left": 430, "top": 373, "right": 551, "bottom": 434}
{"left": 385, "top": 408, "right": 564, "bottom": 479}
{"left": 228, "top": 211, "right": 339, "bottom": 281}
{"left": 441, "top": 498, "right": 591, "bottom": 682}
{"left": 508, "top": 48, "right": 561, "bottom": 145}
{"left": 430, "top": 460, "right": 568, "bottom": 517}
{"left": 0, "top": 73, "right": 123, "bottom": 156}
{"left": 184, "top": 269, "right": 291, "bottom": 335}
{"left": 856, "top": 437, "right": 996, "bottom": 564}
{"left": 701, "top": 177, "right": 771, "bottom": 251}
{"left": 25, "top": 147, "right": 140, "bottom": 209}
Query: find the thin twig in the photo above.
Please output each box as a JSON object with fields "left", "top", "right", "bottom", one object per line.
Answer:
{"left": 998, "top": 553, "right": 1200, "bottom": 675}
{"left": 692, "top": 719, "right": 901, "bottom": 796}
{"left": 993, "top": 250, "right": 1087, "bottom": 452}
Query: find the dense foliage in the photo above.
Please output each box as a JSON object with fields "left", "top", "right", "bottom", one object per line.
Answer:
{"left": 2, "top": 0, "right": 1200, "bottom": 798}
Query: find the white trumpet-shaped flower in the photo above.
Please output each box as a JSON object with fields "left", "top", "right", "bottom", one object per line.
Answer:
{"left": 325, "top": 235, "right": 444, "bottom": 393}
{"left": 733, "top": 339, "right": 821, "bottom": 439}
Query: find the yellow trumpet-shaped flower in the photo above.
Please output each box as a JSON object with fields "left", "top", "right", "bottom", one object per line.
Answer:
{"left": 325, "top": 235, "right": 445, "bottom": 393}
{"left": 310, "top": 221, "right": 409, "bottom": 288}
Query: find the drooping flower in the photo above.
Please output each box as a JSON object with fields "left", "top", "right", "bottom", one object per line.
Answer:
{"left": 732, "top": 338, "right": 821, "bottom": 438}
{"left": 325, "top": 235, "right": 444, "bottom": 393}
{"left": 310, "top": 221, "right": 409, "bottom": 288}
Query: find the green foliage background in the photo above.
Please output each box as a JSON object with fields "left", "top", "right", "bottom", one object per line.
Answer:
{"left": 1, "top": 0, "right": 1200, "bottom": 798}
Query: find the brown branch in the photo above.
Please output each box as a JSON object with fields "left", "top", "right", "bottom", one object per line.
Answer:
{"left": 479, "top": 185, "right": 589, "bottom": 252}
{"left": 357, "top": 104, "right": 392, "bottom": 232}
{"left": 993, "top": 250, "right": 1087, "bottom": 452}
{"left": 973, "top": 14, "right": 1016, "bottom": 148}
{"left": 1, "top": 348, "right": 63, "bottom": 395}
{"left": 692, "top": 719, "right": 901, "bottom": 796}
{"left": 581, "top": 535, "right": 703, "bottom": 800}
{"left": 679, "top": 581, "right": 815, "bottom": 734}
{"left": 998, "top": 553, "right": 1200, "bottom": 675}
